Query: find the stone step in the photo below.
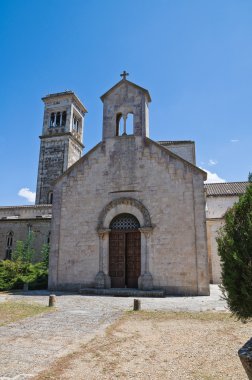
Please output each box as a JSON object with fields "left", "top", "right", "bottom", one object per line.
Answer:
{"left": 79, "top": 288, "right": 165, "bottom": 297}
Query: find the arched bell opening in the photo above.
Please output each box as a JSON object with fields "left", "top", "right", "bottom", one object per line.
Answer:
{"left": 115, "top": 112, "right": 134, "bottom": 136}
{"left": 109, "top": 213, "right": 141, "bottom": 288}
{"left": 116, "top": 113, "right": 123, "bottom": 136}
{"left": 126, "top": 113, "right": 134, "bottom": 135}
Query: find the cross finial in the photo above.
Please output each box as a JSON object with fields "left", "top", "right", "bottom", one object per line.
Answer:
{"left": 120, "top": 70, "right": 129, "bottom": 80}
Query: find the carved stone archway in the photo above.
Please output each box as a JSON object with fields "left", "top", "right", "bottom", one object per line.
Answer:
{"left": 98, "top": 197, "right": 152, "bottom": 230}
{"left": 95, "top": 198, "right": 154, "bottom": 290}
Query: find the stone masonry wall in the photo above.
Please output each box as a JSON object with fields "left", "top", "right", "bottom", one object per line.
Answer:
{"left": 161, "top": 143, "right": 196, "bottom": 165}
{"left": 0, "top": 205, "right": 51, "bottom": 261}
{"left": 49, "top": 136, "right": 209, "bottom": 295}
{"left": 36, "top": 136, "right": 82, "bottom": 204}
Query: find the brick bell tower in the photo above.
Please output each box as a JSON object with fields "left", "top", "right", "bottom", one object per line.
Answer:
{"left": 35, "top": 91, "right": 87, "bottom": 204}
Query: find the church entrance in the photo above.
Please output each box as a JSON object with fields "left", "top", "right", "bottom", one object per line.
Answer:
{"left": 109, "top": 213, "right": 141, "bottom": 288}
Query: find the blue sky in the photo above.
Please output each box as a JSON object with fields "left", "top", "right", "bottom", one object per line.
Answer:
{"left": 0, "top": 0, "right": 251, "bottom": 205}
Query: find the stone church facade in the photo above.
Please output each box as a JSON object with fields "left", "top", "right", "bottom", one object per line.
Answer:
{"left": 0, "top": 75, "right": 247, "bottom": 294}
{"left": 48, "top": 76, "right": 210, "bottom": 296}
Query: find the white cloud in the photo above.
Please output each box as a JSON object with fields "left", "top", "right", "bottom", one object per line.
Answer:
{"left": 208, "top": 159, "right": 218, "bottom": 166}
{"left": 200, "top": 168, "right": 226, "bottom": 184}
{"left": 230, "top": 139, "right": 239, "bottom": 143}
{"left": 18, "top": 188, "right": 36, "bottom": 203}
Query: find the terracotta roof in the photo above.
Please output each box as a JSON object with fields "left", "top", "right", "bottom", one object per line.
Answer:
{"left": 204, "top": 182, "right": 250, "bottom": 196}
{"left": 158, "top": 141, "right": 194, "bottom": 145}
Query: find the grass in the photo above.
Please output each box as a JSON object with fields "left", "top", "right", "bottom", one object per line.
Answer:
{"left": 126, "top": 309, "right": 235, "bottom": 321}
{"left": 0, "top": 301, "right": 51, "bottom": 326}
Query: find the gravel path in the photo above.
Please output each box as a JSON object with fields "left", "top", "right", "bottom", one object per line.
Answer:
{"left": 0, "top": 285, "right": 228, "bottom": 380}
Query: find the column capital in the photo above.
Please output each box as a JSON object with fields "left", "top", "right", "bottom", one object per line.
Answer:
{"left": 139, "top": 227, "right": 153, "bottom": 237}
{"left": 97, "top": 228, "right": 111, "bottom": 238}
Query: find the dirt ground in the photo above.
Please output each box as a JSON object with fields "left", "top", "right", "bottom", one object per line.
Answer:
{"left": 35, "top": 311, "right": 250, "bottom": 380}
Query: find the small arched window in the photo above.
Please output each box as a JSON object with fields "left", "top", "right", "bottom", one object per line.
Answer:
{"left": 48, "top": 191, "right": 53, "bottom": 204}
{"left": 5, "top": 231, "right": 13, "bottom": 260}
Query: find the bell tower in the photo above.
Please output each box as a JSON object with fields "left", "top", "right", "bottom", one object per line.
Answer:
{"left": 100, "top": 72, "right": 151, "bottom": 140}
{"left": 35, "top": 91, "right": 87, "bottom": 204}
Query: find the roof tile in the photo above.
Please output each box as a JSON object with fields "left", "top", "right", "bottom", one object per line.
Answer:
{"left": 204, "top": 182, "right": 249, "bottom": 196}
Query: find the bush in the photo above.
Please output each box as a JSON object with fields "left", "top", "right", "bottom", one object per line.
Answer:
{"left": 27, "top": 262, "right": 48, "bottom": 290}
{"left": 217, "top": 183, "right": 252, "bottom": 321}
{"left": 0, "top": 260, "right": 23, "bottom": 290}
{"left": 0, "top": 260, "right": 48, "bottom": 291}
{"left": 0, "top": 233, "right": 49, "bottom": 291}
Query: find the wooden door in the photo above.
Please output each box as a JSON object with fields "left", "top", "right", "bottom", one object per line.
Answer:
{"left": 109, "top": 230, "right": 141, "bottom": 288}
{"left": 125, "top": 231, "right": 141, "bottom": 288}
{"left": 109, "top": 232, "right": 125, "bottom": 288}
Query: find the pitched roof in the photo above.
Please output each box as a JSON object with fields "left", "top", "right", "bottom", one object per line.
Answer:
{"left": 204, "top": 182, "right": 250, "bottom": 196}
{"left": 158, "top": 140, "right": 194, "bottom": 146}
{"left": 147, "top": 138, "right": 207, "bottom": 179}
{"left": 100, "top": 79, "right": 151, "bottom": 102}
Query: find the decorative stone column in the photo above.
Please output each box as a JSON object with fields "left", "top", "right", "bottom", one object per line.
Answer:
{"left": 95, "top": 229, "right": 111, "bottom": 289}
{"left": 138, "top": 227, "right": 153, "bottom": 290}
{"left": 122, "top": 114, "right": 127, "bottom": 135}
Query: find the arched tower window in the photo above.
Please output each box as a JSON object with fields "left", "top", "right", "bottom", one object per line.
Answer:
{"left": 48, "top": 191, "right": 53, "bottom": 204}
{"left": 126, "top": 113, "right": 134, "bottom": 135}
{"left": 62, "top": 111, "right": 67, "bottom": 126}
{"left": 115, "top": 112, "right": 134, "bottom": 136}
{"left": 73, "top": 115, "right": 80, "bottom": 132}
{"left": 56, "top": 112, "right": 61, "bottom": 127}
{"left": 110, "top": 213, "right": 140, "bottom": 230}
{"left": 50, "top": 113, "right": 55, "bottom": 127}
{"left": 116, "top": 113, "right": 123, "bottom": 136}
{"left": 5, "top": 231, "right": 13, "bottom": 260}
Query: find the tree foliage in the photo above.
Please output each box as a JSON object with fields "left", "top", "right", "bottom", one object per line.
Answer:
{"left": 0, "top": 233, "right": 49, "bottom": 291}
{"left": 12, "top": 232, "right": 35, "bottom": 263}
{"left": 217, "top": 183, "right": 252, "bottom": 321}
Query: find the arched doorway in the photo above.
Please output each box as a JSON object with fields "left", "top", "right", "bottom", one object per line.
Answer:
{"left": 109, "top": 213, "right": 141, "bottom": 288}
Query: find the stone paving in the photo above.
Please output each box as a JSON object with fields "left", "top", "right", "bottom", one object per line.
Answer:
{"left": 0, "top": 285, "right": 227, "bottom": 380}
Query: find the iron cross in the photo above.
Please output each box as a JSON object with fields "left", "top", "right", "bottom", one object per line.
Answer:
{"left": 120, "top": 70, "right": 129, "bottom": 80}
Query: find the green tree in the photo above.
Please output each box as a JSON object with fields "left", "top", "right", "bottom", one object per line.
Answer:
{"left": 248, "top": 172, "right": 252, "bottom": 183}
{"left": 0, "top": 260, "right": 21, "bottom": 290}
{"left": 40, "top": 243, "right": 50, "bottom": 268}
{"left": 217, "top": 183, "right": 252, "bottom": 321}
{"left": 0, "top": 234, "right": 49, "bottom": 290}
{"left": 12, "top": 231, "right": 35, "bottom": 263}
